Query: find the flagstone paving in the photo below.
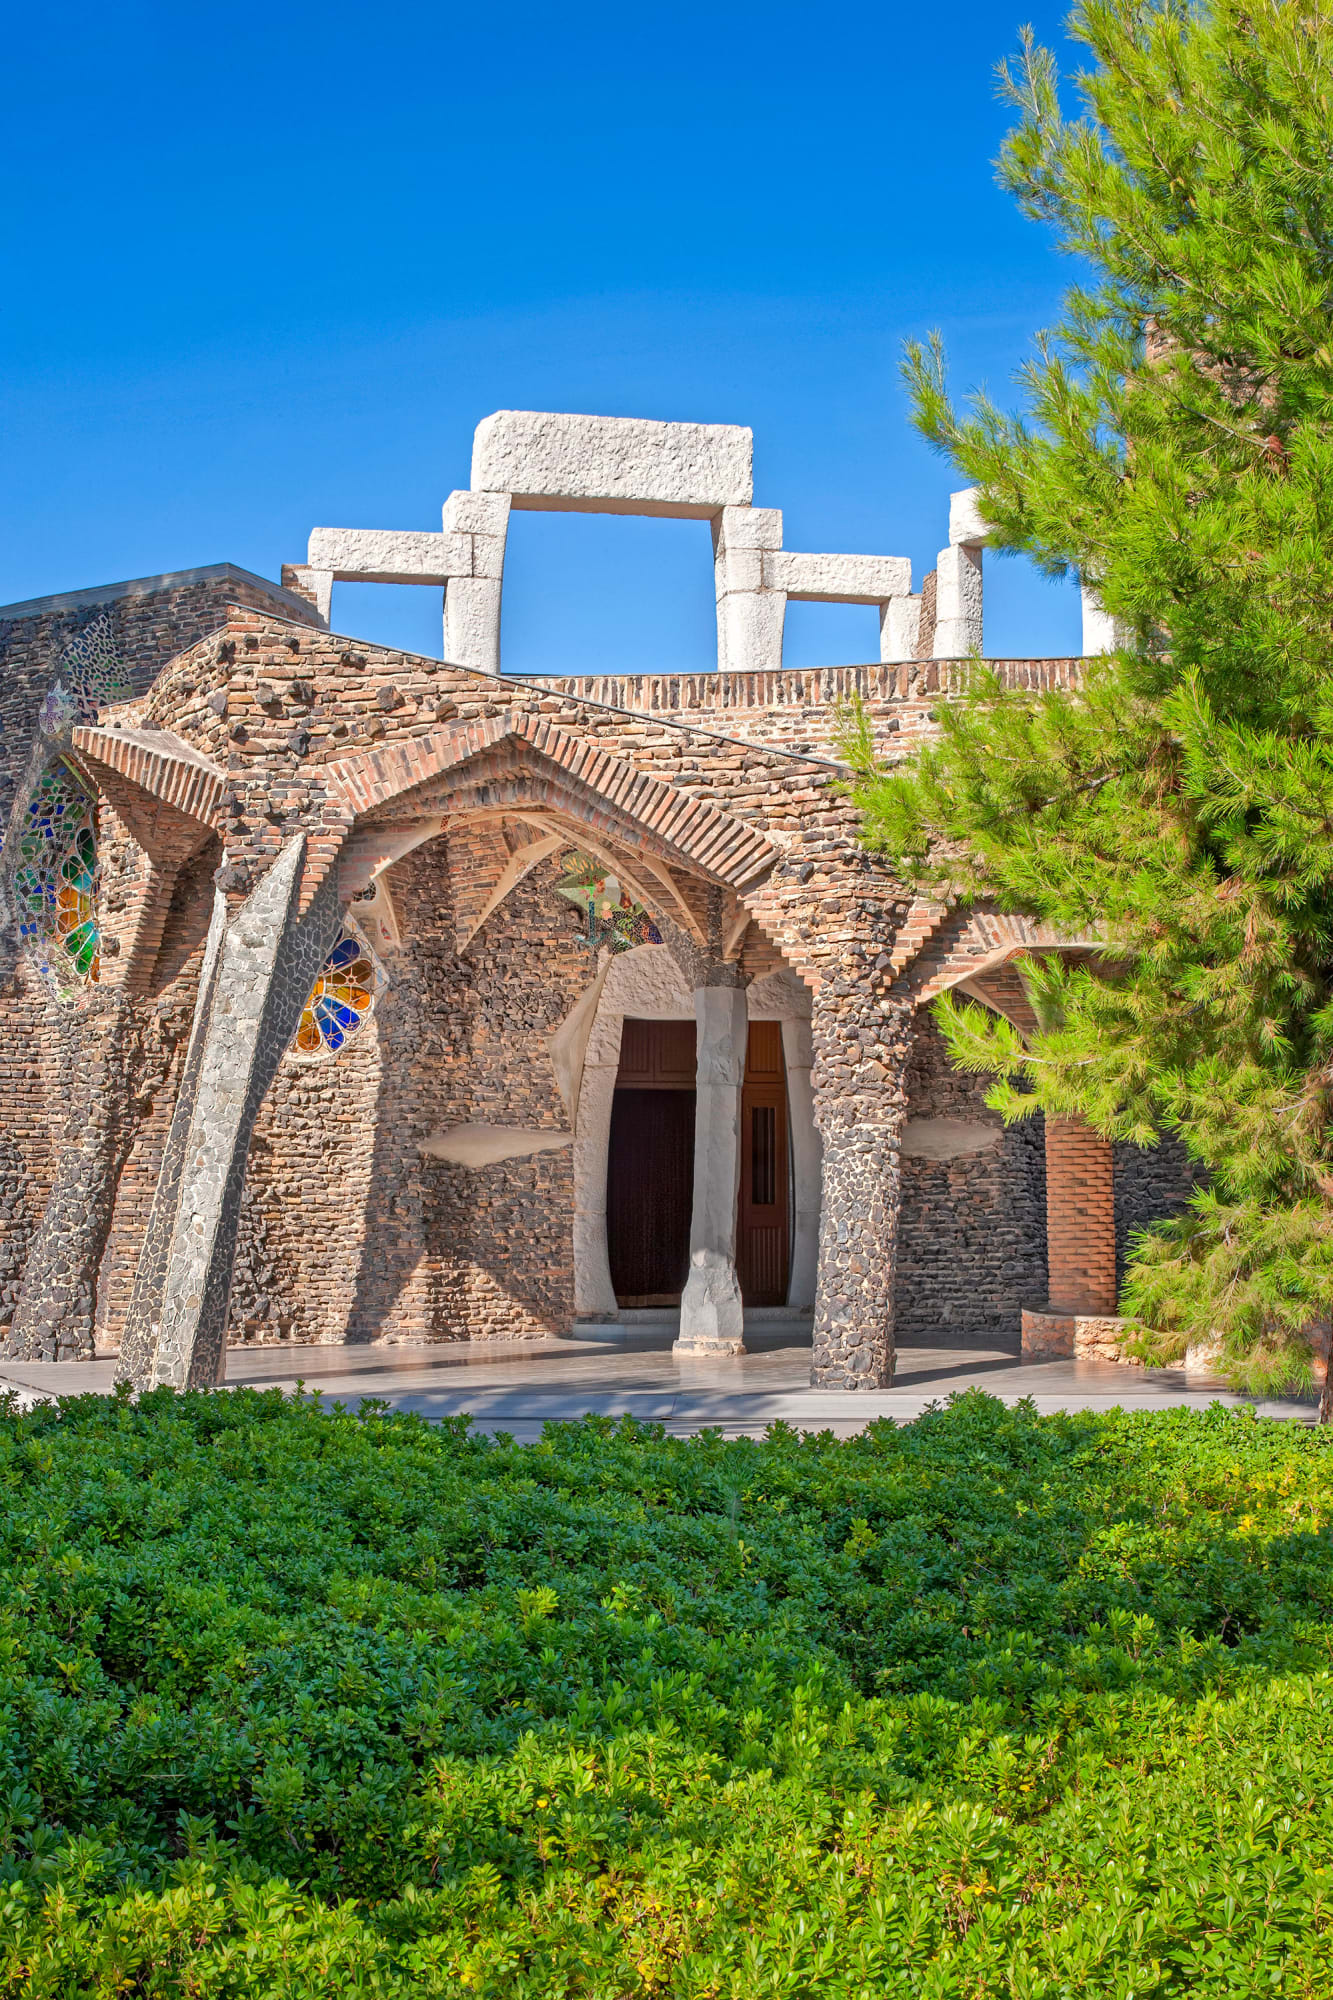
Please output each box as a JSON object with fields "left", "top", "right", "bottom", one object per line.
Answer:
{"left": 0, "top": 1318, "right": 1316, "bottom": 1436}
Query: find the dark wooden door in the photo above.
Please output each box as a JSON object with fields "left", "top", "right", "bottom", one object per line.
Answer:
{"left": 737, "top": 1021, "right": 790, "bottom": 1306}
{"left": 607, "top": 1018, "right": 697, "bottom": 1305}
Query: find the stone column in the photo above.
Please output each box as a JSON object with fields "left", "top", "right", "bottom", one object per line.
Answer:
{"left": 572, "top": 1024, "right": 621, "bottom": 1320}
{"left": 781, "top": 1015, "right": 822, "bottom": 1311}
{"left": 1044, "top": 1116, "right": 1117, "bottom": 1315}
{"left": 880, "top": 596, "right": 922, "bottom": 663}
{"left": 932, "top": 543, "right": 983, "bottom": 657}
{"left": 809, "top": 992, "right": 912, "bottom": 1387}
{"left": 442, "top": 490, "right": 511, "bottom": 673}
{"left": 712, "top": 506, "right": 786, "bottom": 674}
{"left": 119, "top": 836, "right": 342, "bottom": 1390}
{"left": 676, "top": 982, "right": 748, "bottom": 1354}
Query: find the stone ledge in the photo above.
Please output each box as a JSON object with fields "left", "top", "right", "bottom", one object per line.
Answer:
{"left": 1021, "top": 1308, "right": 1139, "bottom": 1364}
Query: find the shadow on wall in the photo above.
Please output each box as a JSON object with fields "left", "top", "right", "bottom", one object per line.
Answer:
{"left": 341, "top": 846, "right": 589, "bottom": 1345}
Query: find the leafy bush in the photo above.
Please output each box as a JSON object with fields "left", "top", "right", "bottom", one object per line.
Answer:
{"left": 0, "top": 1386, "right": 1330, "bottom": 1995}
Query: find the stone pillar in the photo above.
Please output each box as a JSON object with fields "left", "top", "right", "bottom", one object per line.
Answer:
{"left": 712, "top": 506, "right": 785, "bottom": 674}
{"left": 932, "top": 542, "right": 983, "bottom": 657}
{"left": 781, "top": 1015, "right": 822, "bottom": 1311}
{"left": 119, "top": 836, "right": 342, "bottom": 1390}
{"left": 442, "top": 490, "right": 511, "bottom": 673}
{"left": 1081, "top": 582, "right": 1126, "bottom": 656}
{"left": 809, "top": 993, "right": 912, "bottom": 1387}
{"left": 1044, "top": 1116, "right": 1117, "bottom": 1315}
{"left": 572, "top": 1025, "right": 621, "bottom": 1320}
{"left": 880, "top": 595, "right": 921, "bottom": 663}
{"left": 676, "top": 982, "right": 748, "bottom": 1354}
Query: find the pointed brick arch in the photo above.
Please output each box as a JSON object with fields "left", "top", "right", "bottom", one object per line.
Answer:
{"left": 325, "top": 710, "right": 781, "bottom": 892}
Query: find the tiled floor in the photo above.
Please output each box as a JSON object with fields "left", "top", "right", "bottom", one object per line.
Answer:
{"left": 0, "top": 1316, "right": 1316, "bottom": 1436}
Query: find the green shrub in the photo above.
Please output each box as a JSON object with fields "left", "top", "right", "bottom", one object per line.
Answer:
{"left": 0, "top": 1385, "right": 1330, "bottom": 1995}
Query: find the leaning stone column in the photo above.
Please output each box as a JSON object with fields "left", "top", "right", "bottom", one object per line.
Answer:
{"left": 120, "top": 835, "right": 341, "bottom": 1390}
{"left": 675, "top": 982, "right": 748, "bottom": 1355}
{"left": 1043, "top": 1116, "right": 1117, "bottom": 1315}
{"left": 781, "top": 1015, "right": 822, "bottom": 1312}
{"left": 809, "top": 991, "right": 913, "bottom": 1388}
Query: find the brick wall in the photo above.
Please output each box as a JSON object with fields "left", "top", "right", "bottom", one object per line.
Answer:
{"left": 893, "top": 1017, "right": 1047, "bottom": 1344}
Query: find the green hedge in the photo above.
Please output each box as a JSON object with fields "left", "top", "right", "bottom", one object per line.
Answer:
{"left": 0, "top": 1386, "right": 1330, "bottom": 1996}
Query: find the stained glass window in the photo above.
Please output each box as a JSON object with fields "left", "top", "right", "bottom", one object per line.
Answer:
{"left": 12, "top": 761, "right": 100, "bottom": 991}
{"left": 555, "top": 851, "right": 663, "bottom": 956}
{"left": 290, "top": 928, "right": 383, "bottom": 1060}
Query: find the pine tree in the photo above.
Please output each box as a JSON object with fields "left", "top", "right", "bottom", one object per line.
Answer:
{"left": 848, "top": 0, "right": 1333, "bottom": 1416}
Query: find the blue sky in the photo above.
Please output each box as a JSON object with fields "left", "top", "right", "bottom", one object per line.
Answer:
{"left": 2, "top": 0, "right": 1087, "bottom": 674}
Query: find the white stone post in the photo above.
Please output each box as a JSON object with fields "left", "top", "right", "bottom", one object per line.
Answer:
{"left": 932, "top": 544, "right": 983, "bottom": 656}
{"left": 1081, "top": 582, "right": 1126, "bottom": 655}
{"left": 442, "top": 490, "right": 511, "bottom": 674}
{"left": 880, "top": 595, "right": 921, "bottom": 663}
{"left": 932, "top": 487, "right": 990, "bottom": 658}
{"left": 712, "top": 506, "right": 785, "bottom": 675}
{"left": 676, "top": 983, "right": 748, "bottom": 1354}
{"left": 572, "top": 1029, "right": 621, "bottom": 1320}
{"left": 781, "top": 1016, "right": 822, "bottom": 1311}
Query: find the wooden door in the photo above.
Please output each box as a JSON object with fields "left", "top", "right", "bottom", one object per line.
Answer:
{"left": 737, "top": 1021, "right": 790, "bottom": 1306}
{"left": 607, "top": 1018, "right": 697, "bottom": 1305}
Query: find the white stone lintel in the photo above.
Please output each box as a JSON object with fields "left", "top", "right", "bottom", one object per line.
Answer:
{"left": 768, "top": 550, "right": 912, "bottom": 604}
{"left": 471, "top": 410, "right": 754, "bottom": 516}
{"left": 307, "top": 527, "right": 470, "bottom": 583}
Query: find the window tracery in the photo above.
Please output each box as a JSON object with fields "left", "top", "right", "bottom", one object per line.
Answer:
{"left": 13, "top": 761, "right": 100, "bottom": 993}
{"left": 289, "top": 926, "right": 384, "bottom": 1061}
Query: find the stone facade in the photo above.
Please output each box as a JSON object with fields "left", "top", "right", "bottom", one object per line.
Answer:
{"left": 0, "top": 412, "right": 1202, "bottom": 1389}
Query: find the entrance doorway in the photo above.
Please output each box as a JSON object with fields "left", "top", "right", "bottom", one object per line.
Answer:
{"left": 738, "top": 1022, "right": 791, "bottom": 1306}
{"left": 607, "top": 1018, "right": 696, "bottom": 1305}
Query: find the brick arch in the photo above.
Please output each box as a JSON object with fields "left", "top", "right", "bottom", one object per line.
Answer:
{"left": 898, "top": 904, "right": 1102, "bottom": 1013}
{"left": 70, "top": 724, "right": 226, "bottom": 855}
{"left": 325, "top": 711, "right": 780, "bottom": 893}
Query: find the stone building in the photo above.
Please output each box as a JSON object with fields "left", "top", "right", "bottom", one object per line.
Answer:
{"left": 0, "top": 411, "right": 1195, "bottom": 1391}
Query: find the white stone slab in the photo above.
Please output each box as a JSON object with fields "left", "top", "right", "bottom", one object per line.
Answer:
{"left": 768, "top": 551, "right": 912, "bottom": 603}
{"left": 949, "top": 487, "right": 992, "bottom": 547}
{"left": 307, "top": 528, "right": 469, "bottom": 581}
{"left": 902, "top": 1117, "right": 1002, "bottom": 1161}
{"left": 471, "top": 410, "right": 754, "bottom": 517}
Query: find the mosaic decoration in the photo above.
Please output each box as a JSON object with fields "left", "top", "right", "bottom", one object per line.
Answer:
{"left": 556, "top": 851, "right": 662, "bottom": 956}
{"left": 12, "top": 761, "right": 100, "bottom": 991}
{"left": 49, "top": 614, "right": 134, "bottom": 730}
{"left": 289, "top": 926, "right": 384, "bottom": 1060}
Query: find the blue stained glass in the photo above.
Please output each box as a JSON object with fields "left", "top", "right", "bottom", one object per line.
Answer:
{"left": 326, "top": 937, "right": 361, "bottom": 970}
{"left": 326, "top": 1026, "right": 344, "bottom": 1049}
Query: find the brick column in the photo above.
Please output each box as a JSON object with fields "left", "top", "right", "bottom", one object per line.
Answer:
{"left": 1044, "top": 1116, "right": 1117, "bottom": 1314}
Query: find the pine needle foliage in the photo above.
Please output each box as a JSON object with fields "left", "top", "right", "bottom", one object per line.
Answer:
{"left": 846, "top": 1, "right": 1333, "bottom": 1404}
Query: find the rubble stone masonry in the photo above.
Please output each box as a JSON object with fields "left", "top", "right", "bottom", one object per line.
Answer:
{"left": 0, "top": 571, "right": 1198, "bottom": 1384}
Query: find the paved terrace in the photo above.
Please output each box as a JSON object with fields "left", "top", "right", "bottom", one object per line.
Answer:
{"left": 0, "top": 1318, "right": 1316, "bottom": 1435}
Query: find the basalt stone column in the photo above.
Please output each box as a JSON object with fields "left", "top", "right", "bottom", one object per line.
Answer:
{"left": 676, "top": 982, "right": 749, "bottom": 1355}
{"left": 809, "top": 989, "right": 913, "bottom": 1388}
{"left": 3, "top": 992, "right": 152, "bottom": 1363}
{"left": 121, "top": 835, "right": 341, "bottom": 1390}
{"left": 1044, "top": 1116, "right": 1117, "bottom": 1315}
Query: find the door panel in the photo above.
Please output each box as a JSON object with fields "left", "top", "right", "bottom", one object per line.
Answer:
{"left": 607, "top": 1088, "right": 696, "bottom": 1304}
{"left": 738, "top": 1022, "right": 791, "bottom": 1306}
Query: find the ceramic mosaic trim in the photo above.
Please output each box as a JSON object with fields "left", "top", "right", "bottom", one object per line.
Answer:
{"left": 288, "top": 922, "right": 385, "bottom": 1061}
{"left": 556, "top": 851, "right": 662, "bottom": 956}
{"left": 13, "top": 759, "right": 100, "bottom": 994}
